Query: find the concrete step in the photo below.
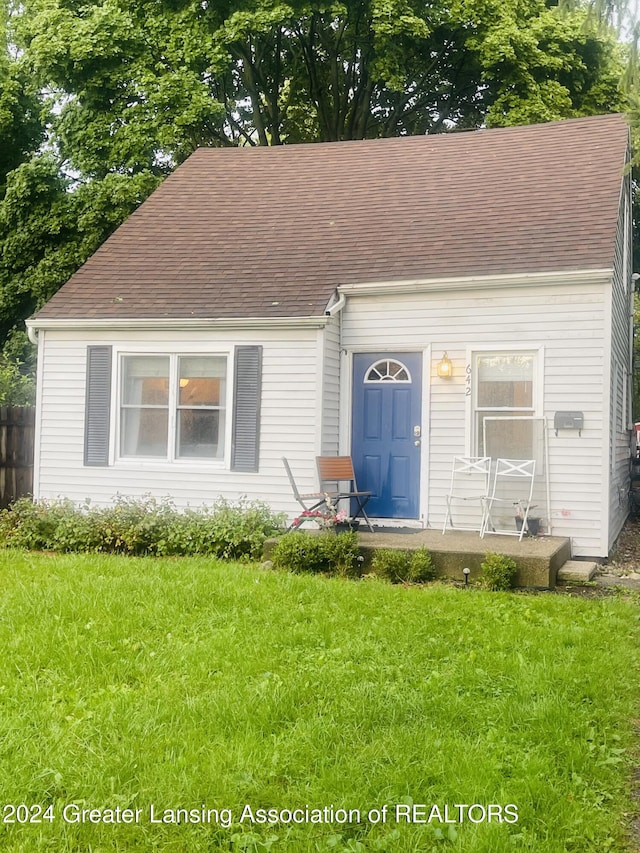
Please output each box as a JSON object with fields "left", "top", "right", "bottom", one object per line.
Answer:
{"left": 557, "top": 560, "right": 598, "bottom": 583}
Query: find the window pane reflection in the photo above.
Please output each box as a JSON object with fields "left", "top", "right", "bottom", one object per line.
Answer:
{"left": 177, "top": 410, "right": 224, "bottom": 459}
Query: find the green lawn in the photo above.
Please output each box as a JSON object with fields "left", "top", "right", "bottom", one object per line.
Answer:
{"left": 0, "top": 551, "right": 638, "bottom": 852}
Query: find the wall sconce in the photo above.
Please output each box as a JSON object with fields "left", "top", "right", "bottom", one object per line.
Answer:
{"left": 436, "top": 352, "right": 453, "bottom": 379}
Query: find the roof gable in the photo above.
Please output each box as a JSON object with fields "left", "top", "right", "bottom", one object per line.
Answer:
{"left": 34, "top": 114, "right": 630, "bottom": 321}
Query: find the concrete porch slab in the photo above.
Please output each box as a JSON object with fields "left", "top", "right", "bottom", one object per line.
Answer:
{"left": 357, "top": 529, "right": 570, "bottom": 589}
{"left": 265, "top": 527, "right": 572, "bottom": 589}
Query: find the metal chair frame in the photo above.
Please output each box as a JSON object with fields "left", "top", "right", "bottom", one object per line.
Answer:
{"left": 282, "top": 457, "right": 336, "bottom": 529}
{"left": 442, "top": 456, "right": 491, "bottom": 534}
{"left": 480, "top": 458, "right": 536, "bottom": 541}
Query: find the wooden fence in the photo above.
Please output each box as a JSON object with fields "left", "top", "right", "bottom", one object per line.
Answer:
{"left": 0, "top": 406, "right": 35, "bottom": 509}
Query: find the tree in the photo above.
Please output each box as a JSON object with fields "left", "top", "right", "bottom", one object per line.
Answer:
{"left": 12, "top": 0, "right": 629, "bottom": 171}
{"left": 0, "top": 157, "right": 160, "bottom": 346}
{"left": 0, "top": 0, "right": 633, "bottom": 372}
{"left": 476, "top": 7, "right": 627, "bottom": 128}
{"left": 0, "top": 1, "right": 43, "bottom": 196}
{"left": 0, "top": 355, "right": 35, "bottom": 405}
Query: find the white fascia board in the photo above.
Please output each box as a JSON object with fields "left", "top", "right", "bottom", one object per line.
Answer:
{"left": 337, "top": 268, "right": 613, "bottom": 297}
{"left": 26, "top": 315, "right": 330, "bottom": 333}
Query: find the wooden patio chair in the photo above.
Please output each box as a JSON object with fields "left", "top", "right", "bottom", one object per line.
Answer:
{"left": 316, "top": 456, "right": 374, "bottom": 532}
{"left": 282, "top": 457, "right": 335, "bottom": 529}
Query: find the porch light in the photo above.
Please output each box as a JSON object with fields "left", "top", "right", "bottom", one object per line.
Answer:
{"left": 436, "top": 352, "right": 453, "bottom": 379}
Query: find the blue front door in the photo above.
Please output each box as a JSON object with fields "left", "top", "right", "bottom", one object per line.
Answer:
{"left": 351, "top": 353, "right": 422, "bottom": 519}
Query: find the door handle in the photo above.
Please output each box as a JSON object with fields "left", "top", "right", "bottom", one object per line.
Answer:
{"left": 414, "top": 440, "right": 421, "bottom": 446}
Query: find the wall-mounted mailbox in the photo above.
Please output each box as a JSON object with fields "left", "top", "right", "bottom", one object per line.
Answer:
{"left": 554, "top": 411, "right": 584, "bottom": 436}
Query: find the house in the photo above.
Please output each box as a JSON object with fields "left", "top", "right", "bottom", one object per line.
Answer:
{"left": 26, "top": 114, "right": 632, "bottom": 558}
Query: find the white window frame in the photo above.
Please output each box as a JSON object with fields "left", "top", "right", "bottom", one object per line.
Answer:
{"left": 467, "top": 347, "right": 543, "bottom": 457}
{"left": 114, "top": 349, "right": 233, "bottom": 467}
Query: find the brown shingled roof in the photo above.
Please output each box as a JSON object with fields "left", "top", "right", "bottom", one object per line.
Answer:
{"left": 34, "top": 114, "right": 629, "bottom": 321}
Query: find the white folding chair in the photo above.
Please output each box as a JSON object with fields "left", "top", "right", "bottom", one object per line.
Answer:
{"left": 480, "top": 458, "right": 536, "bottom": 541}
{"left": 442, "top": 456, "right": 491, "bottom": 534}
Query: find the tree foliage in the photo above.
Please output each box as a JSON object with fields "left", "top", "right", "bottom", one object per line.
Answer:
{"left": 12, "top": 0, "right": 629, "bottom": 171}
{"left": 0, "top": 0, "right": 634, "bottom": 370}
{"left": 0, "top": 356, "right": 34, "bottom": 405}
{"left": 0, "top": 156, "right": 160, "bottom": 348}
{"left": 0, "top": 1, "right": 44, "bottom": 197}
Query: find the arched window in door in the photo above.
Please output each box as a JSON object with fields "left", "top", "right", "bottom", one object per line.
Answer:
{"left": 364, "top": 359, "right": 412, "bottom": 383}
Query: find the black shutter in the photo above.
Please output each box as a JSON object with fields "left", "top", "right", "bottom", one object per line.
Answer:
{"left": 231, "top": 345, "right": 262, "bottom": 472}
{"left": 84, "top": 346, "right": 112, "bottom": 466}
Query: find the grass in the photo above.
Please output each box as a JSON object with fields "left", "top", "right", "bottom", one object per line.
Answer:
{"left": 0, "top": 552, "right": 638, "bottom": 852}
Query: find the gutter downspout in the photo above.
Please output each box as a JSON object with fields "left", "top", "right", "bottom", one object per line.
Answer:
{"left": 325, "top": 292, "right": 346, "bottom": 317}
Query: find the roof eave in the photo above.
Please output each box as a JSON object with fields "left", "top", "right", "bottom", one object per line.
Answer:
{"left": 26, "top": 268, "right": 615, "bottom": 335}
{"left": 26, "top": 314, "right": 331, "bottom": 333}
{"left": 337, "top": 268, "right": 613, "bottom": 297}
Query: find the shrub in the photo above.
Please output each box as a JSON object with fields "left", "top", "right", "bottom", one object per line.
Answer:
{"left": 97, "top": 495, "right": 175, "bottom": 555}
{"left": 371, "top": 547, "right": 434, "bottom": 584}
{"left": 0, "top": 497, "right": 63, "bottom": 550}
{"left": 407, "top": 547, "right": 435, "bottom": 582}
{"left": 481, "top": 552, "right": 518, "bottom": 591}
{"left": 322, "top": 531, "right": 362, "bottom": 578}
{"left": 0, "top": 359, "right": 35, "bottom": 406}
{"left": 204, "top": 498, "right": 286, "bottom": 560}
{"left": 0, "top": 496, "right": 285, "bottom": 560}
{"left": 271, "top": 532, "right": 328, "bottom": 574}
{"left": 371, "top": 549, "right": 406, "bottom": 583}
{"left": 271, "top": 531, "right": 361, "bottom": 576}
{"left": 49, "top": 501, "right": 105, "bottom": 553}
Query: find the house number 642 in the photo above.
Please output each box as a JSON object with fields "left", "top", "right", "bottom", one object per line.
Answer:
{"left": 465, "top": 364, "right": 472, "bottom": 396}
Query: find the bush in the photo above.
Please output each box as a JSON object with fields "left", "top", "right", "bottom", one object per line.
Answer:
{"left": 322, "top": 531, "right": 362, "bottom": 578}
{"left": 371, "top": 547, "right": 434, "bottom": 584}
{"left": 481, "top": 552, "right": 518, "bottom": 591}
{"left": 371, "top": 549, "right": 407, "bottom": 583}
{"left": 408, "top": 547, "right": 436, "bottom": 582}
{"left": 0, "top": 359, "right": 35, "bottom": 406}
{"left": 202, "top": 498, "right": 285, "bottom": 560}
{"left": 0, "top": 496, "right": 286, "bottom": 560}
{"left": 271, "top": 531, "right": 361, "bottom": 576}
{"left": 0, "top": 497, "right": 65, "bottom": 550}
{"left": 49, "top": 500, "right": 105, "bottom": 553}
{"left": 271, "top": 531, "right": 328, "bottom": 574}
{"left": 95, "top": 496, "right": 175, "bottom": 555}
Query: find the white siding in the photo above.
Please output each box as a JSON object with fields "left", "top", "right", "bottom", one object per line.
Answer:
{"left": 36, "top": 258, "right": 631, "bottom": 558}
{"left": 35, "top": 326, "right": 328, "bottom": 520}
{"left": 321, "top": 316, "right": 341, "bottom": 456}
{"left": 607, "top": 174, "right": 634, "bottom": 552}
{"left": 341, "top": 280, "right": 610, "bottom": 557}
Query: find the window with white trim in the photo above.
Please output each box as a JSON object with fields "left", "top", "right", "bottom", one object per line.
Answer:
{"left": 119, "top": 354, "right": 227, "bottom": 460}
{"left": 473, "top": 352, "right": 537, "bottom": 457}
{"left": 85, "top": 345, "right": 262, "bottom": 471}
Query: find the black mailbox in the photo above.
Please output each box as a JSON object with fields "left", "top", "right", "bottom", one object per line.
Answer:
{"left": 554, "top": 411, "right": 584, "bottom": 436}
